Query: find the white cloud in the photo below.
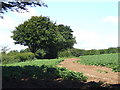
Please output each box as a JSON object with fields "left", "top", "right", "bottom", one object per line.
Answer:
{"left": 102, "top": 16, "right": 118, "bottom": 23}
{"left": 0, "top": 31, "right": 28, "bottom": 52}
{"left": 73, "top": 30, "right": 118, "bottom": 50}
{"left": 0, "top": 16, "right": 17, "bottom": 30}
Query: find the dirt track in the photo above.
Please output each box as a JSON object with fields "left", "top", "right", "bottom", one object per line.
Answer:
{"left": 57, "top": 58, "right": 119, "bottom": 84}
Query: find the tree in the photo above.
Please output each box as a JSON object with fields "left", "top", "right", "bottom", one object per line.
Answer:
{"left": 11, "top": 16, "right": 76, "bottom": 59}
{"left": 57, "top": 24, "right": 76, "bottom": 51}
{"left": 70, "top": 48, "right": 85, "bottom": 57}
{"left": 0, "top": 46, "right": 10, "bottom": 54}
{"left": 98, "top": 49, "right": 107, "bottom": 54}
{"left": 0, "top": 0, "right": 47, "bottom": 18}
{"left": 107, "top": 47, "right": 118, "bottom": 54}
{"left": 20, "top": 48, "right": 31, "bottom": 53}
{"left": 7, "top": 50, "right": 19, "bottom": 55}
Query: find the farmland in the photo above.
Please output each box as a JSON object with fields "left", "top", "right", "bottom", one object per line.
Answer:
{"left": 2, "top": 58, "right": 88, "bottom": 88}
{"left": 77, "top": 53, "right": 120, "bottom": 72}
{"left": 2, "top": 54, "right": 120, "bottom": 88}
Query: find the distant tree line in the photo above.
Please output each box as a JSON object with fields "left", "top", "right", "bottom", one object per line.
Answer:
{"left": 58, "top": 47, "right": 120, "bottom": 57}
{"left": 1, "top": 47, "right": 119, "bottom": 64}
{"left": 8, "top": 46, "right": 120, "bottom": 57}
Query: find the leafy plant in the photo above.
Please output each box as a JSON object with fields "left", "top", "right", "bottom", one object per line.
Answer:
{"left": 97, "top": 69, "right": 108, "bottom": 73}
{"left": 78, "top": 53, "right": 119, "bottom": 72}
{"left": 3, "top": 65, "right": 87, "bottom": 82}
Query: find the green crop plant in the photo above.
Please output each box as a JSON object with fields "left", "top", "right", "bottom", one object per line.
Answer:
{"left": 78, "top": 53, "right": 119, "bottom": 72}
{"left": 97, "top": 69, "right": 108, "bottom": 73}
{"left": 3, "top": 65, "right": 87, "bottom": 82}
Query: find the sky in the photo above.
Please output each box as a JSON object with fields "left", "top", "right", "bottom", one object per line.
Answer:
{"left": 0, "top": 0, "right": 118, "bottom": 52}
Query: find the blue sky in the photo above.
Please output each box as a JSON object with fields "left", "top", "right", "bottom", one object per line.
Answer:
{"left": 0, "top": 0, "right": 118, "bottom": 52}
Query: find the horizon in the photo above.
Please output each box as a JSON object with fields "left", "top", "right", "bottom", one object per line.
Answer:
{"left": 5, "top": 46, "right": 119, "bottom": 53}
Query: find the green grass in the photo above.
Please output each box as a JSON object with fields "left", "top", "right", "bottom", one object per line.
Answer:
{"left": 77, "top": 53, "right": 120, "bottom": 72}
{"left": 2, "top": 58, "right": 64, "bottom": 66}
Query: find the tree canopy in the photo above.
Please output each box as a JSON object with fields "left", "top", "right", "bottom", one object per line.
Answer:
{"left": 0, "top": 0, "right": 47, "bottom": 18}
{"left": 11, "top": 16, "right": 76, "bottom": 59}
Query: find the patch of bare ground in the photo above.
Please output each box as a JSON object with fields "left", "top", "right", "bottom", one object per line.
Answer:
{"left": 57, "top": 58, "right": 119, "bottom": 85}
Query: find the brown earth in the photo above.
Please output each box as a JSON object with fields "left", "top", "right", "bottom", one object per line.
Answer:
{"left": 57, "top": 58, "right": 119, "bottom": 84}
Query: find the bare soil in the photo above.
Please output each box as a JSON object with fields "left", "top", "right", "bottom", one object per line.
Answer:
{"left": 57, "top": 58, "right": 119, "bottom": 84}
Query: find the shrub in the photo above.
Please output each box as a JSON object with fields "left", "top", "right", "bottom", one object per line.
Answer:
{"left": 20, "top": 48, "right": 31, "bottom": 53}
{"left": 107, "top": 47, "right": 118, "bottom": 54}
{"left": 2, "top": 54, "right": 19, "bottom": 64}
{"left": 2, "top": 52, "right": 35, "bottom": 64}
{"left": 58, "top": 49, "right": 73, "bottom": 57}
{"left": 58, "top": 48, "right": 86, "bottom": 57}
{"left": 7, "top": 50, "right": 19, "bottom": 55}
{"left": 70, "top": 49, "right": 85, "bottom": 57}
{"left": 98, "top": 49, "right": 107, "bottom": 54}
{"left": 14, "top": 52, "right": 35, "bottom": 62}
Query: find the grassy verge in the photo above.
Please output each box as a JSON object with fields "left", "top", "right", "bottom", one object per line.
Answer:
{"left": 77, "top": 53, "right": 120, "bottom": 72}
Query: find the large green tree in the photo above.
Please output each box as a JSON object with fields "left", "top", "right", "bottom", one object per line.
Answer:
{"left": 11, "top": 16, "right": 76, "bottom": 59}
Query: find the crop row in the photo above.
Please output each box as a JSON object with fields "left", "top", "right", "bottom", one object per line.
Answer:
{"left": 77, "top": 53, "right": 120, "bottom": 72}
{"left": 3, "top": 65, "right": 87, "bottom": 81}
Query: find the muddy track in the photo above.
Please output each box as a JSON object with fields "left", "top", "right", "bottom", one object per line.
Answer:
{"left": 57, "top": 58, "right": 119, "bottom": 84}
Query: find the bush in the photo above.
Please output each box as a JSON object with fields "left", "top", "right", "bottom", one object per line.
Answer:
{"left": 20, "top": 48, "right": 31, "bottom": 53}
{"left": 98, "top": 49, "right": 107, "bottom": 54}
{"left": 58, "top": 48, "right": 86, "bottom": 57}
{"left": 2, "top": 54, "right": 19, "bottom": 64}
{"left": 2, "top": 52, "right": 35, "bottom": 64}
{"left": 84, "top": 50, "right": 100, "bottom": 55}
{"left": 14, "top": 52, "right": 35, "bottom": 62}
{"left": 7, "top": 50, "right": 19, "bottom": 55}
{"left": 107, "top": 47, "right": 118, "bottom": 54}
{"left": 58, "top": 49, "right": 73, "bottom": 57}
{"left": 70, "top": 49, "right": 85, "bottom": 57}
